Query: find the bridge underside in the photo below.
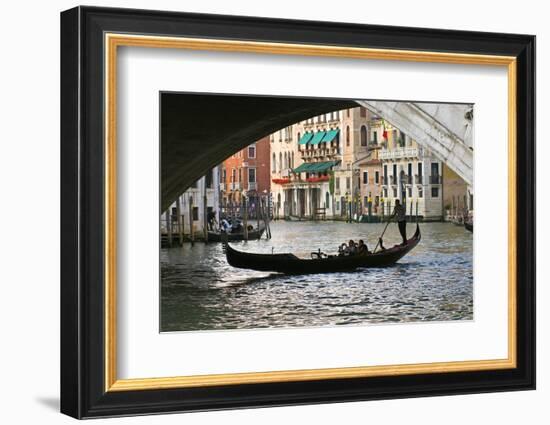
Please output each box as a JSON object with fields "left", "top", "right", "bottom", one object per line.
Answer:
{"left": 161, "top": 93, "right": 355, "bottom": 211}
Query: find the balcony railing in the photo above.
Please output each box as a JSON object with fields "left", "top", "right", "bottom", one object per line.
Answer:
{"left": 382, "top": 176, "right": 388, "bottom": 185}
{"left": 390, "top": 175, "right": 397, "bottom": 185}
{"left": 378, "top": 147, "right": 419, "bottom": 160}
{"left": 404, "top": 174, "right": 412, "bottom": 185}
{"left": 219, "top": 183, "right": 226, "bottom": 192}
{"left": 230, "top": 182, "right": 241, "bottom": 190}
{"left": 429, "top": 175, "right": 442, "bottom": 184}
{"left": 415, "top": 174, "right": 423, "bottom": 184}
{"left": 248, "top": 182, "right": 257, "bottom": 190}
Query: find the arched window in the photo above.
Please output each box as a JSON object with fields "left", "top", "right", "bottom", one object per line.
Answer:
{"left": 284, "top": 152, "right": 288, "bottom": 169}
{"left": 279, "top": 152, "right": 282, "bottom": 171}
{"left": 272, "top": 153, "right": 276, "bottom": 172}
{"left": 360, "top": 125, "right": 367, "bottom": 146}
{"left": 346, "top": 126, "right": 350, "bottom": 147}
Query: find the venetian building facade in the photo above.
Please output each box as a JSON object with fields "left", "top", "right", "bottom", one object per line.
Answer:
{"left": 220, "top": 136, "right": 271, "bottom": 215}
{"left": 269, "top": 105, "right": 470, "bottom": 222}
{"left": 162, "top": 167, "right": 221, "bottom": 237}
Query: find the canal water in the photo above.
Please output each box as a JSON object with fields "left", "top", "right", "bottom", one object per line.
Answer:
{"left": 160, "top": 221, "right": 473, "bottom": 332}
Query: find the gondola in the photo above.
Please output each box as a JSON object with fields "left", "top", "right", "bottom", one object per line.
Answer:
{"left": 464, "top": 222, "right": 473, "bottom": 232}
{"left": 208, "top": 225, "right": 266, "bottom": 242}
{"left": 223, "top": 224, "right": 421, "bottom": 274}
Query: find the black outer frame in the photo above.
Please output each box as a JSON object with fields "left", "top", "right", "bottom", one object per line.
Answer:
{"left": 60, "top": 6, "right": 536, "bottom": 419}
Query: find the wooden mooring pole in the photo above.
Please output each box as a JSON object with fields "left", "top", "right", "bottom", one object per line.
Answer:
{"left": 176, "top": 197, "right": 183, "bottom": 246}
{"left": 243, "top": 195, "right": 248, "bottom": 241}
{"left": 203, "top": 194, "right": 208, "bottom": 243}
{"left": 189, "top": 196, "right": 194, "bottom": 246}
{"left": 165, "top": 210, "right": 172, "bottom": 247}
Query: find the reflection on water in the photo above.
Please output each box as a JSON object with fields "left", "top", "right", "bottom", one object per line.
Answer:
{"left": 161, "top": 221, "right": 473, "bottom": 332}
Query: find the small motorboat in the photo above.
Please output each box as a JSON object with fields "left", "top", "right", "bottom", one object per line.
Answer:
{"left": 223, "top": 224, "right": 421, "bottom": 274}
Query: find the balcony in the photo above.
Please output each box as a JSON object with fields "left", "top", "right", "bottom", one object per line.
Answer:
{"left": 390, "top": 175, "right": 397, "bottom": 185}
{"left": 414, "top": 174, "right": 423, "bottom": 184}
{"left": 429, "top": 175, "right": 442, "bottom": 184}
{"left": 404, "top": 174, "right": 412, "bottom": 185}
{"left": 248, "top": 182, "right": 257, "bottom": 191}
{"left": 378, "top": 147, "right": 419, "bottom": 160}
{"left": 230, "top": 182, "right": 241, "bottom": 190}
{"left": 219, "top": 183, "right": 226, "bottom": 192}
{"left": 382, "top": 176, "right": 388, "bottom": 185}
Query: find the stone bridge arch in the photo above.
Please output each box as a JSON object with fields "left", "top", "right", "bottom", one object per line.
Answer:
{"left": 161, "top": 94, "right": 473, "bottom": 211}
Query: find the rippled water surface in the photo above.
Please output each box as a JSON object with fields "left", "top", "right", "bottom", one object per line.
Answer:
{"left": 161, "top": 221, "right": 473, "bottom": 332}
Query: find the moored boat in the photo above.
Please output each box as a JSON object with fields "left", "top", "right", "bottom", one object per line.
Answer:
{"left": 208, "top": 225, "right": 266, "bottom": 242}
{"left": 223, "top": 224, "right": 421, "bottom": 274}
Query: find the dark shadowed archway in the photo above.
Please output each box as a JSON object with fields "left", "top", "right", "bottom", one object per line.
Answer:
{"left": 161, "top": 93, "right": 355, "bottom": 211}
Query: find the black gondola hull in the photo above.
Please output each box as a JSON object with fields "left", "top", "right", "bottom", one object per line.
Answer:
{"left": 224, "top": 224, "right": 421, "bottom": 274}
{"left": 208, "top": 226, "right": 265, "bottom": 242}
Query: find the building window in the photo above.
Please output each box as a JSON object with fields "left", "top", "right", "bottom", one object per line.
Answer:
{"left": 231, "top": 169, "right": 236, "bottom": 183}
{"left": 418, "top": 187, "right": 423, "bottom": 198}
{"left": 408, "top": 187, "right": 412, "bottom": 197}
{"left": 325, "top": 192, "right": 330, "bottom": 208}
{"left": 248, "top": 144, "right": 256, "bottom": 158}
{"left": 336, "top": 201, "right": 340, "bottom": 210}
{"left": 383, "top": 188, "right": 387, "bottom": 198}
{"left": 431, "top": 187, "right": 439, "bottom": 198}
{"left": 360, "top": 126, "right": 367, "bottom": 146}
{"left": 399, "top": 132, "right": 406, "bottom": 147}
{"left": 238, "top": 168, "right": 242, "bottom": 182}
{"left": 222, "top": 169, "right": 226, "bottom": 183}
{"left": 192, "top": 207, "right": 199, "bottom": 221}
{"left": 272, "top": 153, "right": 276, "bottom": 172}
{"left": 363, "top": 171, "right": 368, "bottom": 184}
{"left": 248, "top": 167, "right": 256, "bottom": 183}
{"left": 291, "top": 152, "right": 294, "bottom": 168}
{"left": 346, "top": 177, "right": 351, "bottom": 190}
{"left": 360, "top": 107, "right": 366, "bottom": 117}
{"left": 372, "top": 130, "right": 378, "bottom": 144}
{"left": 375, "top": 171, "right": 380, "bottom": 184}
{"left": 346, "top": 109, "right": 350, "bottom": 118}
{"left": 279, "top": 153, "right": 283, "bottom": 171}
{"left": 335, "top": 177, "right": 340, "bottom": 190}
{"left": 393, "top": 187, "right": 397, "bottom": 198}
{"left": 205, "top": 169, "right": 213, "bottom": 188}
{"left": 346, "top": 126, "right": 350, "bottom": 146}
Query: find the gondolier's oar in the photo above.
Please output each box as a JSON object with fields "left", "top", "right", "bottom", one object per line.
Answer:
{"left": 373, "top": 215, "right": 394, "bottom": 253}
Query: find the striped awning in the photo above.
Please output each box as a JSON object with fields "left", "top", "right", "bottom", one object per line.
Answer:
{"left": 298, "top": 132, "right": 313, "bottom": 145}
{"left": 308, "top": 131, "right": 326, "bottom": 145}
{"left": 322, "top": 129, "right": 339, "bottom": 143}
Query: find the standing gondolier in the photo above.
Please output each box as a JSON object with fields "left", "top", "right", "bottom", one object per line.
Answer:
{"left": 392, "top": 199, "right": 407, "bottom": 245}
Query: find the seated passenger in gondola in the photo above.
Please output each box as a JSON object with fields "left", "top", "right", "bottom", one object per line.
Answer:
{"left": 357, "top": 240, "right": 370, "bottom": 255}
{"left": 220, "top": 218, "right": 232, "bottom": 233}
{"left": 348, "top": 240, "right": 358, "bottom": 255}
{"left": 338, "top": 243, "right": 349, "bottom": 256}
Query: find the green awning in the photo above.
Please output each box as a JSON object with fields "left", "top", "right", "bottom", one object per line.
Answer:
{"left": 322, "top": 129, "right": 340, "bottom": 143}
{"left": 311, "top": 160, "right": 340, "bottom": 172}
{"left": 293, "top": 161, "right": 340, "bottom": 174}
{"left": 293, "top": 163, "right": 314, "bottom": 173}
{"left": 309, "top": 131, "right": 326, "bottom": 145}
{"left": 298, "top": 132, "right": 313, "bottom": 145}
